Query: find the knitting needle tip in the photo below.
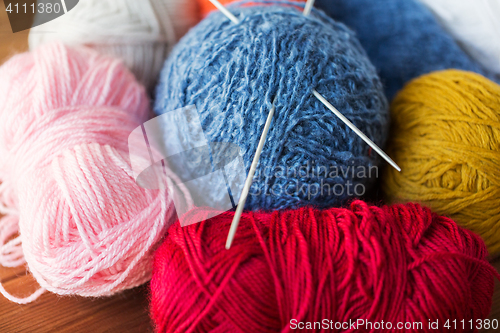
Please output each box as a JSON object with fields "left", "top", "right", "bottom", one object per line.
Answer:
{"left": 208, "top": 0, "right": 240, "bottom": 24}
{"left": 312, "top": 89, "right": 401, "bottom": 172}
{"left": 226, "top": 102, "right": 276, "bottom": 249}
{"left": 303, "top": 0, "right": 316, "bottom": 16}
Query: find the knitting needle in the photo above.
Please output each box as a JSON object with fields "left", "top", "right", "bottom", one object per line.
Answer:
{"left": 303, "top": 0, "right": 315, "bottom": 16}
{"left": 210, "top": 0, "right": 400, "bottom": 248}
{"left": 312, "top": 90, "right": 401, "bottom": 171}
{"left": 208, "top": 0, "right": 240, "bottom": 24}
{"left": 226, "top": 102, "right": 276, "bottom": 249}
{"left": 301, "top": 0, "right": 400, "bottom": 171}
{"left": 300, "top": 0, "right": 400, "bottom": 171}
{"left": 205, "top": 0, "right": 274, "bottom": 249}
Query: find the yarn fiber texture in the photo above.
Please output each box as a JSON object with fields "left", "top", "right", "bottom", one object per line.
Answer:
{"left": 382, "top": 69, "right": 500, "bottom": 255}
{"left": 0, "top": 43, "right": 190, "bottom": 303}
{"left": 151, "top": 201, "right": 496, "bottom": 333}
{"left": 155, "top": 6, "right": 388, "bottom": 211}
{"left": 29, "top": 0, "right": 199, "bottom": 90}
{"left": 314, "top": 0, "right": 499, "bottom": 100}
{"left": 419, "top": 0, "right": 500, "bottom": 75}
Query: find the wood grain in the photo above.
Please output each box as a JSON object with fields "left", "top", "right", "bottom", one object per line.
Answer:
{"left": 0, "top": 2, "right": 28, "bottom": 65}
{"left": 0, "top": 268, "right": 152, "bottom": 333}
{"left": 0, "top": 1, "right": 498, "bottom": 332}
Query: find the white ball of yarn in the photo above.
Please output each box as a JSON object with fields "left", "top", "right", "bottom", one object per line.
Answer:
{"left": 29, "top": 0, "right": 199, "bottom": 90}
{"left": 418, "top": 0, "right": 500, "bottom": 75}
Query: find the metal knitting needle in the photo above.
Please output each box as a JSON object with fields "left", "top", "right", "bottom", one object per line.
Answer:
{"left": 303, "top": 0, "right": 316, "bottom": 16}
{"left": 208, "top": 0, "right": 240, "bottom": 24}
{"left": 226, "top": 102, "right": 276, "bottom": 249}
{"left": 210, "top": 0, "right": 400, "bottom": 249}
{"left": 300, "top": 1, "right": 400, "bottom": 171}
{"left": 313, "top": 89, "right": 401, "bottom": 171}
{"left": 205, "top": 0, "right": 258, "bottom": 249}
{"left": 206, "top": 0, "right": 274, "bottom": 249}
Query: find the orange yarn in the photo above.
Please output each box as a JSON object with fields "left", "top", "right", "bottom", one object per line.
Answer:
{"left": 198, "top": 0, "right": 306, "bottom": 18}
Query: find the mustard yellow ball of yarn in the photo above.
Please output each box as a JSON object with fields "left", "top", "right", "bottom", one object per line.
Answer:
{"left": 383, "top": 69, "right": 500, "bottom": 254}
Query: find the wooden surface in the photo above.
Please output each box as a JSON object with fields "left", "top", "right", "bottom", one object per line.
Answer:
{"left": 0, "top": 266, "right": 151, "bottom": 333}
{"left": 0, "top": 3, "right": 498, "bottom": 332}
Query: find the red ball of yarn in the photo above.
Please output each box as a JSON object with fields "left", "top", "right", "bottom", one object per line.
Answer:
{"left": 151, "top": 201, "right": 497, "bottom": 332}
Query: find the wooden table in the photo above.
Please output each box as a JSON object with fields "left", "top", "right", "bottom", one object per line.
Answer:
{"left": 0, "top": 3, "right": 498, "bottom": 332}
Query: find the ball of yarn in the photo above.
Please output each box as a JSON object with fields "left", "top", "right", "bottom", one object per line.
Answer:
{"left": 155, "top": 6, "right": 388, "bottom": 211}
{"left": 0, "top": 43, "right": 190, "bottom": 303}
{"left": 151, "top": 201, "right": 497, "bottom": 332}
{"left": 419, "top": 0, "right": 500, "bottom": 75}
{"left": 314, "top": 0, "right": 499, "bottom": 100}
{"left": 28, "top": 0, "right": 199, "bottom": 90}
{"left": 382, "top": 69, "right": 500, "bottom": 254}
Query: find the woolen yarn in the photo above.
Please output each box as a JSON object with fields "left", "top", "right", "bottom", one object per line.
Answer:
{"left": 382, "top": 69, "right": 500, "bottom": 255}
{"left": 314, "top": 0, "right": 499, "bottom": 100}
{"left": 29, "top": 0, "right": 199, "bottom": 90}
{"left": 155, "top": 6, "right": 388, "bottom": 211}
{"left": 0, "top": 43, "right": 190, "bottom": 303}
{"left": 151, "top": 201, "right": 497, "bottom": 332}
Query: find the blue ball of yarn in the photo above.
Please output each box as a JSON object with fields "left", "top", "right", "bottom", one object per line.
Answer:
{"left": 154, "top": 6, "right": 388, "bottom": 211}
{"left": 314, "top": 0, "right": 500, "bottom": 100}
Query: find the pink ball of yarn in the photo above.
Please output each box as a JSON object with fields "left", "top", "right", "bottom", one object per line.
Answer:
{"left": 0, "top": 43, "right": 190, "bottom": 303}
